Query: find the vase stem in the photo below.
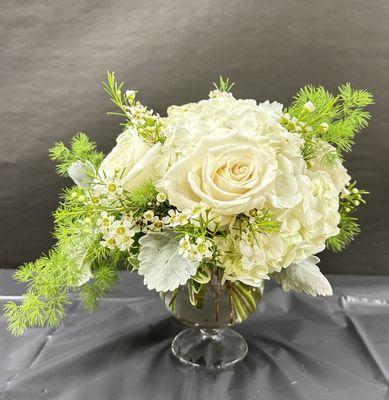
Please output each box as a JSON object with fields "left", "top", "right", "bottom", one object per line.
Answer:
{"left": 200, "top": 328, "right": 220, "bottom": 339}
{"left": 171, "top": 327, "right": 248, "bottom": 369}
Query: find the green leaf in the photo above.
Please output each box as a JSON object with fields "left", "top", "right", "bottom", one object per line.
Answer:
{"left": 191, "top": 263, "right": 211, "bottom": 284}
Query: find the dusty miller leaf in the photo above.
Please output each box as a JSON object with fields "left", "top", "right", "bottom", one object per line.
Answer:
{"left": 138, "top": 231, "right": 198, "bottom": 292}
{"left": 67, "top": 160, "right": 96, "bottom": 188}
{"left": 270, "top": 256, "right": 333, "bottom": 297}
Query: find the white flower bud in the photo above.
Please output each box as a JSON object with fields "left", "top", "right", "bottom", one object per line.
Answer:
{"left": 125, "top": 90, "right": 137, "bottom": 100}
{"left": 303, "top": 101, "right": 316, "bottom": 113}
{"left": 319, "top": 122, "right": 329, "bottom": 132}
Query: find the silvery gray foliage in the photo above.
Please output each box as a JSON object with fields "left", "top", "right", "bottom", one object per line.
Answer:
{"left": 138, "top": 231, "right": 198, "bottom": 292}
{"left": 270, "top": 256, "right": 333, "bottom": 297}
{"left": 67, "top": 160, "right": 96, "bottom": 188}
{"left": 70, "top": 243, "right": 93, "bottom": 286}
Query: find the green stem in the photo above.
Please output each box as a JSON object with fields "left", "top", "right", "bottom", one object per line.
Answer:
{"left": 235, "top": 283, "right": 258, "bottom": 311}
{"left": 226, "top": 282, "right": 235, "bottom": 324}
{"left": 230, "top": 291, "right": 248, "bottom": 321}
{"left": 215, "top": 269, "right": 221, "bottom": 322}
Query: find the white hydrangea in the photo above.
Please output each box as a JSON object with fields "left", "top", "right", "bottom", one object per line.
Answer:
{"left": 156, "top": 92, "right": 347, "bottom": 285}
{"left": 156, "top": 94, "right": 286, "bottom": 175}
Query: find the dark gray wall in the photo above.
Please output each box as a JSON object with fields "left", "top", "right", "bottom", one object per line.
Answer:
{"left": 0, "top": 0, "right": 388, "bottom": 273}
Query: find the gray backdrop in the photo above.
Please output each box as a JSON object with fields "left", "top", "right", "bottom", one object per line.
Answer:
{"left": 0, "top": 0, "right": 388, "bottom": 274}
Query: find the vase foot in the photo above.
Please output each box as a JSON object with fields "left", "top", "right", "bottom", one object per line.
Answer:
{"left": 171, "top": 327, "right": 247, "bottom": 370}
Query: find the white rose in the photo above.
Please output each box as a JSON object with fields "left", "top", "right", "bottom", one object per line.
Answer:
{"left": 162, "top": 130, "right": 278, "bottom": 218}
{"left": 99, "top": 128, "right": 162, "bottom": 191}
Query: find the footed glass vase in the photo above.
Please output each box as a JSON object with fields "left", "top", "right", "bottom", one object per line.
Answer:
{"left": 163, "top": 274, "right": 264, "bottom": 370}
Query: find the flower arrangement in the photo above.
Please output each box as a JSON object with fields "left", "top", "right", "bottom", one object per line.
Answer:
{"left": 5, "top": 73, "right": 373, "bottom": 335}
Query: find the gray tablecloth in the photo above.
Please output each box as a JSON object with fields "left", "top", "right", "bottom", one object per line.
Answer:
{"left": 0, "top": 269, "right": 388, "bottom": 400}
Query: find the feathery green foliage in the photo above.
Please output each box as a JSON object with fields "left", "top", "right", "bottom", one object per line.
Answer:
{"left": 213, "top": 76, "right": 235, "bottom": 93}
{"left": 4, "top": 144, "right": 163, "bottom": 335}
{"left": 80, "top": 264, "right": 119, "bottom": 312}
{"left": 4, "top": 212, "right": 127, "bottom": 335}
{"left": 326, "top": 182, "right": 368, "bottom": 252}
{"left": 5, "top": 242, "right": 81, "bottom": 335}
{"left": 287, "top": 83, "right": 374, "bottom": 164}
{"left": 326, "top": 214, "right": 361, "bottom": 252}
{"left": 49, "top": 132, "right": 104, "bottom": 177}
{"left": 127, "top": 180, "right": 159, "bottom": 215}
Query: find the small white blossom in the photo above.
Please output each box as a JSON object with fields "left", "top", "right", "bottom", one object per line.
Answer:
{"left": 163, "top": 209, "right": 179, "bottom": 226}
{"left": 97, "top": 212, "right": 115, "bottom": 234}
{"left": 100, "top": 235, "right": 117, "bottom": 250}
{"left": 156, "top": 192, "right": 167, "bottom": 203}
{"left": 148, "top": 216, "right": 164, "bottom": 232}
{"left": 111, "top": 220, "right": 127, "bottom": 237}
{"left": 177, "top": 212, "right": 189, "bottom": 226}
{"left": 99, "top": 213, "right": 138, "bottom": 252}
{"left": 178, "top": 236, "right": 213, "bottom": 262}
{"left": 143, "top": 210, "right": 154, "bottom": 222}
{"left": 104, "top": 179, "right": 123, "bottom": 200}
{"left": 178, "top": 234, "right": 192, "bottom": 259}
{"left": 117, "top": 234, "right": 135, "bottom": 251}
{"left": 195, "top": 238, "right": 213, "bottom": 260}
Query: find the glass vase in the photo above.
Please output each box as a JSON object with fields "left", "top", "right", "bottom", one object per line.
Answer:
{"left": 162, "top": 273, "right": 264, "bottom": 370}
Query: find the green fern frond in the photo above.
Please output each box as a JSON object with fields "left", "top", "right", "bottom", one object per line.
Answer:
{"left": 326, "top": 214, "right": 361, "bottom": 252}
{"left": 49, "top": 132, "right": 104, "bottom": 177}
{"left": 288, "top": 84, "right": 373, "bottom": 161}
{"left": 213, "top": 76, "right": 235, "bottom": 93}
{"left": 80, "top": 264, "right": 119, "bottom": 312}
{"left": 128, "top": 180, "right": 158, "bottom": 214}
